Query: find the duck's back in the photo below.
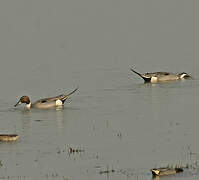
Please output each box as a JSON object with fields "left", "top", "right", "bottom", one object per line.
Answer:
{"left": 156, "top": 74, "right": 179, "bottom": 82}
{"left": 144, "top": 72, "right": 172, "bottom": 77}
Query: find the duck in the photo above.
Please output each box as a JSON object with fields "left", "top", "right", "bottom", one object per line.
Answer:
{"left": 14, "top": 88, "right": 78, "bottom": 109}
{"left": 130, "top": 68, "right": 191, "bottom": 83}
{"left": 151, "top": 167, "right": 183, "bottom": 176}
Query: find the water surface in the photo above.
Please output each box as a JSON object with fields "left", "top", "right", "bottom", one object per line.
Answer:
{"left": 0, "top": 1, "right": 199, "bottom": 180}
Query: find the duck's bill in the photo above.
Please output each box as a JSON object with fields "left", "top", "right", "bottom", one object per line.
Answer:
{"left": 14, "top": 100, "right": 22, "bottom": 107}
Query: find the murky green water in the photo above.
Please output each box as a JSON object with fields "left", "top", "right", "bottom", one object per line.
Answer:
{"left": 0, "top": 1, "right": 199, "bottom": 179}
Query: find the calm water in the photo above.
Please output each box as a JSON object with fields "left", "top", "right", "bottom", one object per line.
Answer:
{"left": 0, "top": 1, "right": 199, "bottom": 180}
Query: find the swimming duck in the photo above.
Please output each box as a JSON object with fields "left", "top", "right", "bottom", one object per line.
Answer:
{"left": 130, "top": 68, "right": 191, "bottom": 83}
{"left": 14, "top": 88, "right": 78, "bottom": 109}
{"left": 151, "top": 167, "right": 183, "bottom": 176}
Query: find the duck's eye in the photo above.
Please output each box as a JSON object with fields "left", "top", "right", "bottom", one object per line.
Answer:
{"left": 41, "top": 100, "right": 47, "bottom": 103}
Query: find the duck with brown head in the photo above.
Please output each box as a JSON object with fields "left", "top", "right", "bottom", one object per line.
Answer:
{"left": 14, "top": 88, "right": 78, "bottom": 109}
{"left": 15, "top": 96, "right": 31, "bottom": 108}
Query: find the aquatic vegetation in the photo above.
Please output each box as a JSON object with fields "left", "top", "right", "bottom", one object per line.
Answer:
{"left": 67, "top": 146, "right": 85, "bottom": 154}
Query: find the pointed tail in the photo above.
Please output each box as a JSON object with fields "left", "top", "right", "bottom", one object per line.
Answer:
{"left": 61, "top": 87, "right": 79, "bottom": 103}
{"left": 130, "top": 67, "right": 151, "bottom": 82}
{"left": 130, "top": 67, "right": 143, "bottom": 78}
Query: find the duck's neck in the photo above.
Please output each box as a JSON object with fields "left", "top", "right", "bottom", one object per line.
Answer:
{"left": 26, "top": 103, "right": 31, "bottom": 109}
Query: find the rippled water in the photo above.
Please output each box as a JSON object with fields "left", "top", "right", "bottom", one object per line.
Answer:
{"left": 0, "top": 1, "right": 199, "bottom": 180}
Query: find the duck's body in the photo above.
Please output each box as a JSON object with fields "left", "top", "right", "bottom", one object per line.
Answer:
{"left": 151, "top": 167, "right": 183, "bottom": 176}
{"left": 15, "top": 88, "right": 78, "bottom": 109}
{"left": 130, "top": 68, "right": 191, "bottom": 83}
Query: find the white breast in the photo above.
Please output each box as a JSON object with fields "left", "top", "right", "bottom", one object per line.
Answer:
{"left": 56, "top": 99, "right": 63, "bottom": 106}
{"left": 26, "top": 103, "right": 31, "bottom": 109}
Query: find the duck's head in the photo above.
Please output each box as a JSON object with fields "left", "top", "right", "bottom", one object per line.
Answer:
{"left": 14, "top": 96, "right": 30, "bottom": 107}
{"left": 178, "top": 72, "right": 191, "bottom": 79}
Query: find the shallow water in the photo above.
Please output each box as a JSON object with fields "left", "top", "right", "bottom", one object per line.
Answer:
{"left": 0, "top": 1, "right": 199, "bottom": 180}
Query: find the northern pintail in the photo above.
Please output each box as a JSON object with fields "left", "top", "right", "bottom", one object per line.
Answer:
{"left": 151, "top": 167, "right": 183, "bottom": 176}
{"left": 130, "top": 68, "right": 191, "bottom": 83}
{"left": 14, "top": 88, "right": 78, "bottom": 109}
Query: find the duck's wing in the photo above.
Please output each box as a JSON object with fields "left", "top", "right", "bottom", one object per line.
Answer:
{"left": 145, "top": 72, "right": 172, "bottom": 77}
{"left": 34, "top": 96, "right": 63, "bottom": 104}
{"left": 34, "top": 88, "right": 79, "bottom": 104}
